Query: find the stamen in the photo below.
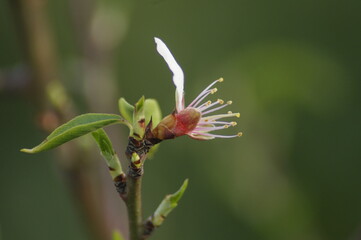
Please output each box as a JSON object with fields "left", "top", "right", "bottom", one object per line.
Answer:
{"left": 210, "top": 88, "right": 218, "bottom": 94}
{"left": 194, "top": 125, "right": 229, "bottom": 132}
{"left": 198, "top": 121, "right": 236, "bottom": 126}
{"left": 197, "top": 100, "right": 212, "bottom": 109}
{"left": 202, "top": 112, "right": 240, "bottom": 121}
{"left": 227, "top": 100, "right": 232, "bottom": 105}
{"left": 227, "top": 111, "right": 240, "bottom": 117}
{"left": 191, "top": 132, "right": 241, "bottom": 139}
{"left": 188, "top": 79, "right": 221, "bottom": 107}
{"left": 202, "top": 101, "right": 233, "bottom": 115}
{"left": 191, "top": 88, "right": 216, "bottom": 108}
{"left": 198, "top": 99, "right": 224, "bottom": 112}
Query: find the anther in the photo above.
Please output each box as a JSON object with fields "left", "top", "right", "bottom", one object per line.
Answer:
{"left": 224, "top": 125, "right": 229, "bottom": 128}
{"left": 227, "top": 101, "right": 233, "bottom": 105}
{"left": 235, "top": 113, "right": 240, "bottom": 118}
{"left": 218, "top": 77, "right": 224, "bottom": 82}
{"left": 231, "top": 122, "right": 237, "bottom": 126}
{"left": 227, "top": 111, "right": 233, "bottom": 114}
{"left": 205, "top": 100, "right": 212, "bottom": 106}
{"left": 237, "top": 132, "right": 243, "bottom": 137}
{"left": 210, "top": 88, "right": 218, "bottom": 94}
{"left": 217, "top": 99, "right": 224, "bottom": 104}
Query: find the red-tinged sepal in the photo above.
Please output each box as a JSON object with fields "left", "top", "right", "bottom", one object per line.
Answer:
{"left": 151, "top": 112, "right": 177, "bottom": 140}
{"left": 172, "top": 108, "right": 201, "bottom": 136}
{"left": 152, "top": 108, "right": 201, "bottom": 140}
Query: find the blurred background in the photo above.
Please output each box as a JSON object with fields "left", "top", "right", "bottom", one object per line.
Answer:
{"left": 1, "top": 0, "right": 360, "bottom": 239}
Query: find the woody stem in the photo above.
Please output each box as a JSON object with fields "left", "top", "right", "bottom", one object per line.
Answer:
{"left": 126, "top": 174, "right": 143, "bottom": 240}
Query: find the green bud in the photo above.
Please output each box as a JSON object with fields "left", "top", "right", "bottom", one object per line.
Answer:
{"left": 120, "top": 97, "right": 162, "bottom": 142}
{"left": 134, "top": 96, "right": 145, "bottom": 113}
{"left": 131, "top": 152, "right": 142, "bottom": 169}
{"left": 118, "top": 97, "right": 134, "bottom": 123}
{"left": 132, "top": 96, "right": 146, "bottom": 139}
{"left": 91, "top": 129, "right": 123, "bottom": 180}
{"left": 151, "top": 179, "right": 189, "bottom": 227}
{"left": 144, "top": 98, "right": 162, "bottom": 128}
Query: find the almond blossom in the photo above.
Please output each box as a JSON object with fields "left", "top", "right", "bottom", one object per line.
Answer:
{"left": 152, "top": 37, "right": 242, "bottom": 140}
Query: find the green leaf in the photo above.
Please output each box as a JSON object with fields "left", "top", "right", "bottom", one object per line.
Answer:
{"left": 151, "top": 179, "right": 189, "bottom": 227}
{"left": 134, "top": 95, "right": 145, "bottom": 113}
{"left": 143, "top": 99, "right": 162, "bottom": 158}
{"left": 112, "top": 230, "right": 125, "bottom": 240}
{"left": 132, "top": 96, "right": 146, "bottom": 139}
{"left": 91, "top": 129, "right": 123, "bottom": 179}
{"left": 169, "top": 178, "right": 188, "bottom": 203}
{"left": 21, "top": 113, "right": 124, "bottom": 154}
{"left": 91, "top": 128, "right": 115, "bottom": 157}
{"left": 118, "top": 97, "right": 134, "bottom": 123}
{"left": 144, "top": 98, "right": 162, "bottom": 127}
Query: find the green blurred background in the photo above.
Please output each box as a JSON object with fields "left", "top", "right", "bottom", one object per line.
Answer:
{"left": 1, "top": 0, "right": 360, "bottom": 239}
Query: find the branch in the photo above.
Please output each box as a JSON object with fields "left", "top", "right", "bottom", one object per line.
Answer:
{"left": 9, "top": 1, "right": 113, "bottom": 239}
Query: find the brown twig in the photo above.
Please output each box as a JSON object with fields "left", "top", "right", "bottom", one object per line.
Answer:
{"left": 123, "top": 138, "right": 153, "bottom": 240}
{"left": 126, "top": 174, "right": 144, "bottom": 240}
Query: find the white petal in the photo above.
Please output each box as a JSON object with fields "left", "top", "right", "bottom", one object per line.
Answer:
{"left": 154, "top": 37, "right": 184, "bottom": 111}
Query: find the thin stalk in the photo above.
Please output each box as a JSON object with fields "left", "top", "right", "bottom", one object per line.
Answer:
{"left": 126, "top": 175, "right": 143, "bottom": 240}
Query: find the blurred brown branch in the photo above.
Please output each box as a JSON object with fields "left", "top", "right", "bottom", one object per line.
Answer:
{"left": 8, "top": 0, "right": 128, "bottom": 239}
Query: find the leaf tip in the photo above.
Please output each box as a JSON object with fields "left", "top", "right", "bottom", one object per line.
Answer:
{"left": 182, "top": 178, "right": 189, "bottom": 191}
{"left": 170, "top": 178, "right": 189, "bottom": 203}
{"left": 20, "top": 148, "right": 34, "bottom": 154}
